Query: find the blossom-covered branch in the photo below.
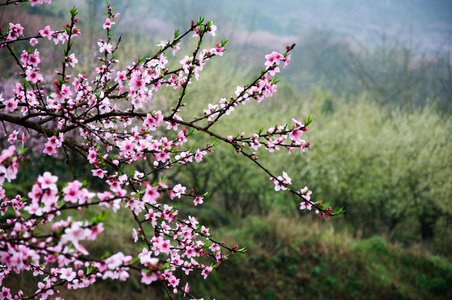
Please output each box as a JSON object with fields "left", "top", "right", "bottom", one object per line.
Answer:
{"left": 0, "top": 1, "right": 339, "bottom": 299}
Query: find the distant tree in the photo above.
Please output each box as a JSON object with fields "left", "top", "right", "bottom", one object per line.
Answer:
{"left": 291, "top": 94, "right": 452, "bottom": 242}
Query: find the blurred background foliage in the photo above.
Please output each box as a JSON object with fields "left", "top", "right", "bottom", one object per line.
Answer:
{"left": 1, "top": 0, "right": 451, "bottom": 299}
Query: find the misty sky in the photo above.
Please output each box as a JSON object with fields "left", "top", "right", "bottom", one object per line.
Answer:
{"left": 116, "top": 0, "right": 452, "bottom": 53}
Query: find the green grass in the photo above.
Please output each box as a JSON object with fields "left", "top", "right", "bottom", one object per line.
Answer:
{"left": 186, "top": 213, "right": 452, "bottom": 299}
{"left": 4, "top": 209, "right": 451, "bottom": 299}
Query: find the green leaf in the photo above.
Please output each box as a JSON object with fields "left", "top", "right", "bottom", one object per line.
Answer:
{"left": 197, "top": 17, "right": 204, "bottom": 26}
{"left": 236, "top": 247, "right": 247, "bottom": 253}
{"left": 101, "top": 251, "right": 111, "bottom": 259}
{"left": 80, "top": 179, "right": 88, "bottom": 188}
{"left": 18, "top": 147, "right": 28, "bottom": 155}
{"left": 186, "top": 129, "right": 195, "bottom": 136}
{"left": 98, "top": 211, "right": 108, "bottom": 222}
{"left": 334, "top": 207, "right": 346, "bottom": 215}
{"left": 93, "top": 212, "right": 106, "bottom": 224}
{"left": 129, "top": 257, "right": 140, "bottom": 265}
{"left": 70, "top": 7, "right": 78, "bottom": 18}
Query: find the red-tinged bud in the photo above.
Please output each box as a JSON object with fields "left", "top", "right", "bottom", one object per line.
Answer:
{"left": 317, "top": 202, "right": 322, "bottom": 206}
{"left": 189, "top": 189, "right": 194, "bottom": 195}
{"left": 233, "top": 245, "right": 238, "bottom": 250}
{"left": 74, "top": 17, "right": 79, "bottom": 22}
{"left": 307, "top": 142, "right": 312, "bottom": 147}
{"left": 302, "top": 127, "right": 308, "bottom": 131}
{"left": 327, "top": 207, "right": 332, "bottom": 211}
{"left": 191, "top": 20, "right": 195, "bottom": 26}
{"left": 221, "top": 241, "right": 225, "bottom": 245}
{"left": 286, "top": 45, "right": 291, "bottom": 51}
